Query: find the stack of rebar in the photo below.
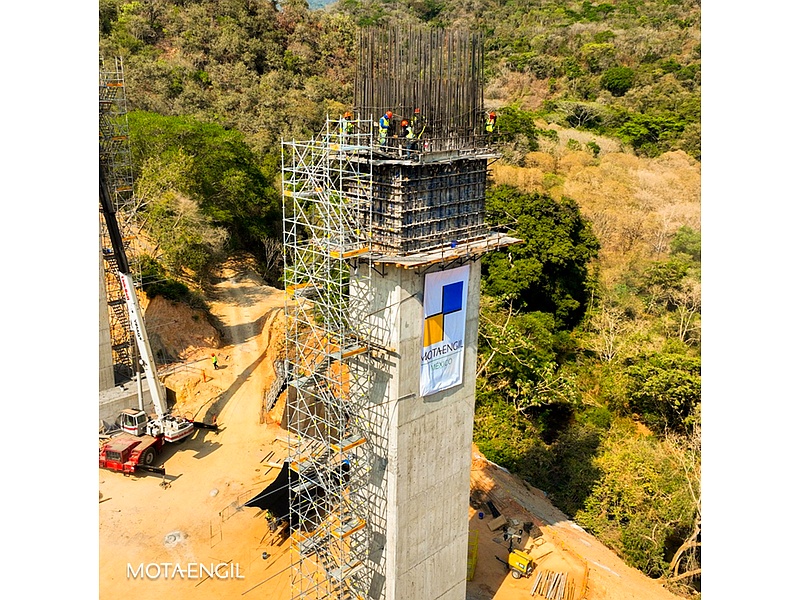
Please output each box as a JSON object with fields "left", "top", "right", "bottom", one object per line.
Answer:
{"left": 354, "top": 25, "right": 485, "bottom": 150}
{"left": 530, "top": 570, "right": 575, "bottom": 600}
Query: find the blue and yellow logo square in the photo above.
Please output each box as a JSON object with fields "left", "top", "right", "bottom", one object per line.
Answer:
{"left": 424, "top": 281, "right": 463, "bottom": 346}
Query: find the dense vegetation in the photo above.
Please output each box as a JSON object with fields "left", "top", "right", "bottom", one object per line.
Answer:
{"left": 339, "top": 0, "right": 701, "bottom": 160}
{"left": 475, "top": 186, "right": 700, "bottom": 588}
{"left": 100, "top": 0, "right": 700, "bottom": 593}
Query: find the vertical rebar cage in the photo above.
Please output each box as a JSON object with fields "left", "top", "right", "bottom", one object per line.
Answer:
{"left": 355, "top": 26, "right": 486, "bottom": 152}
{"left": 283, "top": 118, "right": 383, "bottom": 599}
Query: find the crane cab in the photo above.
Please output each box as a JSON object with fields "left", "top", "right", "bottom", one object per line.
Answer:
{"left": 147, "top": 414, "right": 195, "bottom": 443}
{"left": 117, "top": 409, "right": 195, "bottom": 444}
{"left": 119, "top": 408, "right": 148, "bottom": 437}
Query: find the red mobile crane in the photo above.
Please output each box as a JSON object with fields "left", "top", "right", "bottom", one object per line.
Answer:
{"left": 98, "top": 165, "right": 213, "bottom": 475}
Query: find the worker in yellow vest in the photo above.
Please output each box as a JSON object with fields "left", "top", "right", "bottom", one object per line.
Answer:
{"left": 379, "top": 110, "right": 393, "bottom": 147}
{"left": 340, "top": 111, "right": 354, "bottom": 137}
{"left": 400, "top": 119, "right": 416, "bottom": 152}
{"left": 485, "top": 111, "right": 497, "bottom": 139}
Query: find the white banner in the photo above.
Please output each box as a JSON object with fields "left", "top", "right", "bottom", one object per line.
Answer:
{"left": 420, "top": 264, "right": 470, "bottom": 397}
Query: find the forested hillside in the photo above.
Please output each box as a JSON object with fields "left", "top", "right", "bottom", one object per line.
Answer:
{"left": 100, "top": 0, "right": 700, "bottom": 594}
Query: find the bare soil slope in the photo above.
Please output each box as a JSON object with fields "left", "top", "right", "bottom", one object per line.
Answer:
{"left": 99, "top": 260, "right": 681, "bottom": 600}
{"left": 467, "top": 451, "right": 681, "bottom": 600}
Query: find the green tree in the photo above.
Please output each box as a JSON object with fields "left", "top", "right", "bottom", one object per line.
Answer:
{"left": 410, "top": 0, "right": 445, "bottom": 23}
{"left": 135, "top": 150, "right": 229, "bottom": 277}
{"left": 580, "top": 42, "right": 616, "bottom": 74}
{"left": 617, "top": 113, "right": 686, "bottom": 156}
{"left": 482, "top": 185, "right": 600, "bottom": 328}
{"left": 600, "top": 66, "right": 635, "bottom": 96}
{"left": 670, "top": 225, "right": 700, "bottom": 261}
{"left": 577, "top": 421, "right": 699, "bottom": 580}
{"left": 623, "top": 352, "right": 701, "bottom": 434}
{"left": 128, "top": 111, "right": 282, "bottom": 250}
{"left": 478, "top": 297, "right": 579, "bottom": 411}
{"left": 493, "top": 105, "right": 552, "bottom": 156}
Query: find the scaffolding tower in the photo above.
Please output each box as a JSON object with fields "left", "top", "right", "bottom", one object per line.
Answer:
{"left": 99, "top": 57, "right": 139, "bottom": 384}
{"left": 283, "top": 117, "right": 382, "bottom": 599}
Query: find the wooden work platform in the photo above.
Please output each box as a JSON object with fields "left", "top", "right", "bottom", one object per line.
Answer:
{"left": 362, "top": 232, "right": 522, "bottom": 269}
{"left": 350, "top": 147, "right": 500, "bottom": 166}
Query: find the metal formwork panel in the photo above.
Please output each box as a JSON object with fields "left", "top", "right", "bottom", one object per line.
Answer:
{"left": 366, "top": 160, "right": 489, "bottom": 255}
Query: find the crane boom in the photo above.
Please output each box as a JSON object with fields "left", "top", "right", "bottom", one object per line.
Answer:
{"left": 118, "top": 271, "right": 166, "bottom": 417}
{"left": 99, "top": 165, "right": 167, "bottom": 417}
{"left": 100, "top": 162, "right": 195, "bottom": 443}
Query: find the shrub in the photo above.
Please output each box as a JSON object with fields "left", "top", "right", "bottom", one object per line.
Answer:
{"left": 600, "top": 66, "right": 635, "bottom": 96}
{"left": 138, "top": 255, "right": 208, "bottom": 309}
{"left": 624, "top": 353, "right": 701, "bottom": 435}
{"left": 670, "top": 226, "right": 701, "bottom": 261}
{"left": 617, "top": 112, "right": 686, "bottom": 155}
{"left": 507, "top": 53, "right": 559, "bottom": 79}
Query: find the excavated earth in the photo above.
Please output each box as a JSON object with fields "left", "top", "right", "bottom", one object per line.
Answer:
{"left": 98, "top": 259, "right": 682, "bottom": 600}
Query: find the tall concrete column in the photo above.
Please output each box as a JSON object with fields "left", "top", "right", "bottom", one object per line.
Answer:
{"left": 360, "top": 260, "right": 480, "bottom": 600}
{"left": 99, "top": 245, "right": 115, "bottom": 391}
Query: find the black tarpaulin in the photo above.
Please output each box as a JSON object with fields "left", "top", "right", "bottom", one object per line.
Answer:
{"left": 244, "top": 459, "right": 352, "bottom": 531}
{"left": 245, "top": 461, "right": 291, "bottom": 516}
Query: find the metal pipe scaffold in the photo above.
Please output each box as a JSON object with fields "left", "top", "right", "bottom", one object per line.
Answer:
{"left": 99, "top": 56, "right": 141, "bottom": 384}
{"left": 283, "top": 117, "right": 384, "bottom": 599}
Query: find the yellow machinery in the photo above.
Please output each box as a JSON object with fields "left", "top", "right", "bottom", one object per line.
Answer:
{"left": 508, "top": 549, "right": 535, "bottom": 579}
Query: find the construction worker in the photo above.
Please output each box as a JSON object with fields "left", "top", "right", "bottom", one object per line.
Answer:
{"left": 400, "top": 119, "right": 415, "bottom": 152}
{"left": 485, "top": 111, "right": 497, "bottom": 141}
{"left": 410, "top": 107, "right": 426, "bottom": 140}
{"left": 212, "top": 353, "right": 219, "bottom": 370}
{"left": 379, "top": 110, "right": 392, "bottom": 147}
{"left": 340, "top": 110, "right": 354, "bottom": 138}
